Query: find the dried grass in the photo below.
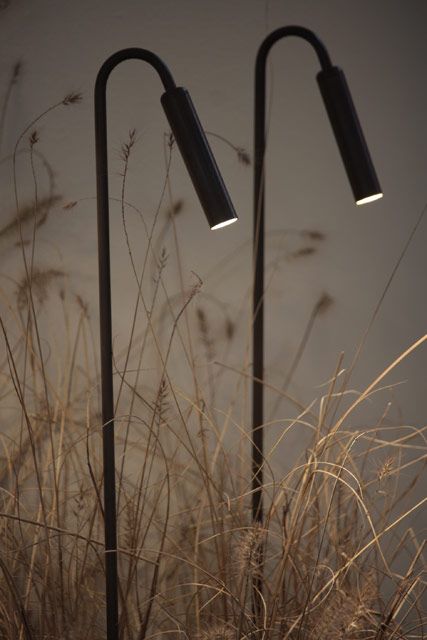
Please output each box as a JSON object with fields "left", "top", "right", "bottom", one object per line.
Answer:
{"left": 0, "top": 66, "right": 425, "bottom": 640}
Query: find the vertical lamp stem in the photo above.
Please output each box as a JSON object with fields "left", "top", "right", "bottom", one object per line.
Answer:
{"left": 252, "top": 23, "right": 333, "bottom": 532}
{"left": 95, "top": 48, "right": 236, "bottom": 640}
{"left": 252, "top": 49, "right": 266, "bottom": 526}
{"left": 95, "top": 71, "right": 119, "bottom": 640}
{"left": 251, "top": 25, "right": 382, "bottom": 615}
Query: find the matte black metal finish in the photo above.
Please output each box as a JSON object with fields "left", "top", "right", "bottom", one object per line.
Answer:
{"left": 252, "top": 26, "right": 333, "bottom": 529}
{"left": 317, "top": 66, "right": 382, "bottom": 203}
{"left": 95, "top": 48, "right": 175, "bottom": 640}
{"left": 161, "top": 87, "right": 238, "bottom": 229}
{"left": 251, "top": 26, "right": 382, "bottom": 530}
{"left": 95, "top": 48, "right": 236, "bottom": 640}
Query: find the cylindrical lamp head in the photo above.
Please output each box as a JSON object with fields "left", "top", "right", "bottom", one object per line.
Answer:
{"left": 161, "top": 87, "right": 238, "bottom": 229}
{"left": 317, "top": 66, "right": 383, "bottom": 205}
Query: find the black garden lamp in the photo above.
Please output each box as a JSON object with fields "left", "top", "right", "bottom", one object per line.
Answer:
{"left": 95, "top": 48, "right": 237, "bottom": 640}
{"left": 251, "top": 26, "right": 383, "bottom": 526}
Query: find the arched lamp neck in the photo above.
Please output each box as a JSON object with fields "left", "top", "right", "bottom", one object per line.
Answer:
{"left": 256, "top": 25, "right": 333, "bottom": 72}
{"left": 95, "top": 48, "right": 176, "bottom": 95}
{"left": 254, "top": 26, "right": 334, "bottom": 185}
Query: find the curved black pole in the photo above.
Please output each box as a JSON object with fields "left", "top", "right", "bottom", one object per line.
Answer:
{"left": 252, "top": 26, "right": 332, "bottom": 526}
{"left": 95, "top": 49, "right": 176, "bottom": 640}
{"left": 252, "top": 26, "right": 382, "bottom": 525}
{"left": 95, "top": 47, "right": 237, "bottom": 640}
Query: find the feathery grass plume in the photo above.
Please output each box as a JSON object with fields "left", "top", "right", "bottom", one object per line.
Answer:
{"left": 225, "top": 316, "right": 235, "bottom": 341}
{"left": 29, "top": 130, "right": 39, "bottom": 146}
{"left": 153, "top": 246, "right": 168, "bottom": 285}
{"left": 376, "top": 456, "right": 395, "bottom": 483}
{"left": 0, "top": 194, "right": 62, "bottom": 241}
{"left": 167, "top": 198, "right": 184, "bottom": 219}
{"left": 288, "top": 245, "right": 317, "bottom": 260}
{"left": 167, "top": 131, "right": 174, "bottom": 149}
{"left": 234, "top": 523, "right": 265, "bottom": 578}
{"left": 16, "top": 267, "right": 65, "bottom": 309}
{"left": 62, "top": 92, "right": 82, "bottom": 106}
{"left": 153, "top": 376, "right": 169, "bottom": 426}
{"left": 120, "top": 127, "right": 136, "bottom": 163}
{"left": 62, "top": 200, "right": 77, "bottom": 210}
{"left": 315, "top": 291, "right": 334, "bottom": 315}
{"left": 152, "top": 200, "right": 185, "bottom": 265}
{"left": 236, "top": 147, "right": 251, "bottom": 166}
{"left": 205, "top": 130, "right": 251, "bottom": 166}
{"left": 11, "top": 60, "right": 21, "bottom": 82}
{"left": 301, "top": 229, "right": 325, "bottom": 241}
{"left": 75, "top": 293, "right": 89, "bottom": 317}
{"left": 306, "top": 574, "right": 377, "bottom": 639}
{"left": 196, "top": 306, "right": 215, "bottom": 362}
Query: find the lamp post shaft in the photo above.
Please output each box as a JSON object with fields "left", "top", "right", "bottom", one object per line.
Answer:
{"left": 94, "top": 48, "right": 237, "bottom": 640}
{"left": 251, "top": 35, "right": 382, "bottom": 614}
{"left": 95, "top": 76, "right": 119, "bottom": 640}
{"left": 251, "top": 25, "right": 381, "bottom": 527}
{"left": 252, "top": 56, "right": 266, "bottom": 525}
{"left": 94, "top": 50, "right": 176, "bottom": 640}
{"left": 251, "top": 26, "right": 332, "bottom": 526}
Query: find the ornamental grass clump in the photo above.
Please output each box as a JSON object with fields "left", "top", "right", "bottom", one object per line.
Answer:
{"left": 0, "top": 63, "right": 425, "bottom": 639}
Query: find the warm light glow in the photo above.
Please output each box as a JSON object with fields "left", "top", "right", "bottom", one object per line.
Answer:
{"left": 356, "top": 193, "right": 383, "bottom": 206}
{"left": 211, "top": 217, "right": 238, "bottom": 230}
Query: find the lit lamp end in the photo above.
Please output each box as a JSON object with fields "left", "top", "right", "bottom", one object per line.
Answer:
{"left": 161, "top": 86, "right": 238, "bottom": 231}
{"left": 211, "top": 216, "right": 238, "bottom": 230}
{"left": 317, "top": 66, "right": 383, "bottom": 208}
{"left": 356, "top": 192, "right": 383, "bottom": 206}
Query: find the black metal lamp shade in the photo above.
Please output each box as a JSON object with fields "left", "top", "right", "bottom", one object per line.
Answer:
{"left": 317, "top": 66, "right": 383, "bottom": 205}
{"left": 161, "top": 87, "right": 238, "bottom": 229}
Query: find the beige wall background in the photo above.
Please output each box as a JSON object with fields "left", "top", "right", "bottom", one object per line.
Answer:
{"left": 1, "top": 0, "right": 426, "bottom": 499}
